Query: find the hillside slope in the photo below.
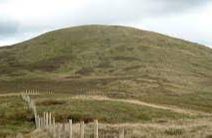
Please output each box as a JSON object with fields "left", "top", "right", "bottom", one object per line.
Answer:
{"left": 0, "top": 25, "right": 211, "bottom": 78}
{"left": 0, "top": 25, "right": 211, "bottom": 112}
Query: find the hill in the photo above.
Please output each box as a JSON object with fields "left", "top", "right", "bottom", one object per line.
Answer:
{"left": 0, "top": 25, "right": 212, "bottom": 137}
{"left": 0, "top": 25, "right": 211, "bottom": 78}
{"left": 0, "top": 25, "right": 212, "bottom": 110}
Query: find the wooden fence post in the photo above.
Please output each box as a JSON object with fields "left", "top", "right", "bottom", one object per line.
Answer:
{"left": 119, "top": 128, "right": 125, "bottom": 138}
{"left": 46, "top": 112, "right": 49, "bottom": 128}
{"left": 62, "top": 123, "right": 66, "bottom": 138}
{"left": 37, "top": 116, "right": 41, "bottom": 129}
{"left": 49, "top": 112, "right": 52, "bottom": 127}
{"left": 16, "top": 133, "right": 24, "bottom": 138}
{"left": 41, "top": 117, "right": 44, "bottom": 129}
{"left": 52, "top": 117, "right": 56, "bottom": 138}
{"left": 43, "top": 112, "right": 46, "bottom": 128}
{"left": 58, "top": 124, "right": 62, "bottom": 138}
{"left": 69, "top": 119, "right": 72, "bottom": 138}
{"left": 35, "top": 116, "right": 38, "bottom": 129}
{"left": 94, "top": 120, "right": 98, "bottom": 138}
{"left": 80, "top": 121, "right": 85, "bottom": 138}
{"left": 53, "top": 117, "right": 56, "bottom": 128}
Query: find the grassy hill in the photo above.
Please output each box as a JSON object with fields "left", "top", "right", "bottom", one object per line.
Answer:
{"left": 0, "top": 25, "right": 211, "bottom": 109}
{"left": 0, "top": 25, "right": 211, "bottom": 78}
{"left": 0, "top": 25, "right": 212, "bottom": 137}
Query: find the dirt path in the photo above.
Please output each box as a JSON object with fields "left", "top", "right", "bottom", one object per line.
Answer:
{"left": 0, "top": 93, "right": 40, "bottom": 97}
{"left": 1, "top": 93, "right": 210, "bottom": 116}
{"left": 0, "top": 93, "right": 22, "bottom": 97}
{"left": 71, "top": 95, "right": 210, "bottom": 116}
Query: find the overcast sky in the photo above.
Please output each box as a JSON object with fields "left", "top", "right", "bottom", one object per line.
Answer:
{"left": 0, "top": 0, "right": 212, "bottom": 48}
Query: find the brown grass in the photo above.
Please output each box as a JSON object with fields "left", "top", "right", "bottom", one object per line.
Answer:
{"left": 14, "top": 117, "right": 212, "bottom": 138}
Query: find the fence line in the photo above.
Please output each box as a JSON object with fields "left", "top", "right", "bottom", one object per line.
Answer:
{"left": 21, "top": 90, "right": 125, "bottom": 138}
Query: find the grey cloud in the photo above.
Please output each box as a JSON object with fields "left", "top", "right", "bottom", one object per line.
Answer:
{"left": 0, "top": 19, "right": 19, "bottom": 37}
{"left": 157, "top": 0, "right": 211, "bottom": 12}
{"left": 0, "top": 19, "right": 50, "bottom": 41}
{"left": 1, "top": 0, "right": 210, "bottom": 34}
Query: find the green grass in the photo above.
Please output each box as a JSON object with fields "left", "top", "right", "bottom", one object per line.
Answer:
{"left": 0, "top": 25, "right": 211, "bottom": 79}
{"left": 0, "top": 97, "right": 34, "bottom": 137}
{"left": 0, "top": 94, "right": 194, "bottom": 137}
{"left": 35, "top": 96, "right": 191, "bottom": 123}
{"left": 0, "top": 77, "right": 211, "bottom": 114}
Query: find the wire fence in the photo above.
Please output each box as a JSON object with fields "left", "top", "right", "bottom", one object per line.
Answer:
{"left": 20, "top": 91, "right": 125, "bottom": 138}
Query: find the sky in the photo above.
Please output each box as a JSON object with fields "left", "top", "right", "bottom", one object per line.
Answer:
{"left": 0, "top": 0, "right": 212, "bottom": 48}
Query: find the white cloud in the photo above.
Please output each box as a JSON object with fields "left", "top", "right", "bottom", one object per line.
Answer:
{"left": 139, "top": 3, "right": 212, "bottom": 47}
{"left": 0, "top": 0, "right": 211, "bottom": 48}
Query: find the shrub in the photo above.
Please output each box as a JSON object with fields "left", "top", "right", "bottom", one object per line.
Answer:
{"left": 38, "top": 100, "right": 65, "bottom": 106}
{"left": 164, "top": 128, "right": 185, "bottom": 136}
{"left": 75, "top": 67, "right": 94, "bottom": 75}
